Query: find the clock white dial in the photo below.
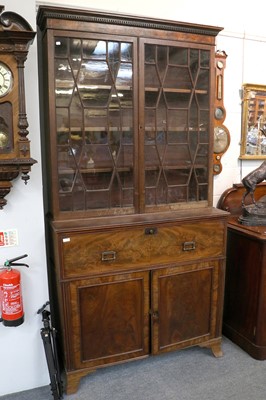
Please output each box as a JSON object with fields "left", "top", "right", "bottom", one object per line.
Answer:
{"left": 213, "top": 125, "right": 230, "bottom": 154}
{"left": 0, "top": 62, "right": 12, "bottom": 97}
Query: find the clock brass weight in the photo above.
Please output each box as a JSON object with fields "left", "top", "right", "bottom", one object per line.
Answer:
{"left": 213, "top": 50, "right": 230, "bottom": 175}
{"left": 0, "top": 6, "right": 36, "bottom": 208}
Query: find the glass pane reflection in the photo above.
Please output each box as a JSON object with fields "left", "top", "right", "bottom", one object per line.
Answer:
{"left": 55, "top": 37, "right": 134, "bottom": 212}
{"left": 144, "top": 43, "right": 210, "bottom": 205}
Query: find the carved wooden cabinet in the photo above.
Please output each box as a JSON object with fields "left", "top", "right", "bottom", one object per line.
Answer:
{"left": 37, "top": 6, "right": 228, "bottom": 394}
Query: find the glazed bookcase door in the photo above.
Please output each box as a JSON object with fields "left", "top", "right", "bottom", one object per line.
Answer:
{"left": 139, "top": 39, "right": 212, "bottom": 212}
{"left": 48, "top": 31, "right": 213, "bottom": 218}
{"left": 53, "top": 33, "right": 138, "bottom": 216}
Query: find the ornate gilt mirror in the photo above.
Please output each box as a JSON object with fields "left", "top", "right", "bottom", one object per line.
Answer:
{"left": 240, "top": 83, "right": 266, "bottom": 159}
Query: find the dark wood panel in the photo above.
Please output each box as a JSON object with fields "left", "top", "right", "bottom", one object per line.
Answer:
{"left": 223, "top": 229, "right": 261, "bottom": 342}
{"left": 151, "top": 261, "right": 221, "bottom": 354}
{"left": 68, "top": 271, "right": 150, "bottom": 369}
{"left": 79, "top": 280, "right": 144, "bottom": 360}
{"left": 158, "top": 268, "right": 211, "bottom": 345}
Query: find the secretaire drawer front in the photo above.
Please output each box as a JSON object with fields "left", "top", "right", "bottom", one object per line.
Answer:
{"left": 59, "top": 219, "right": 226, "bottom": 278}
{"left": 61, "top": 228, "right": 150, "bottom": 278}
{"left": 149, "top": 220, "right": 225, "bottom": 264}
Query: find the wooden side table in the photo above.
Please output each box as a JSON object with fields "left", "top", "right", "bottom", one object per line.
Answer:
{"left": 218, "top": 183, "right": 266, "bottom": 359}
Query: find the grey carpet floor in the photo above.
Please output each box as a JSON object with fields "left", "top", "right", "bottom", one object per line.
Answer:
{"left": 1, "top": 336, "right": 266, "bottom": 400}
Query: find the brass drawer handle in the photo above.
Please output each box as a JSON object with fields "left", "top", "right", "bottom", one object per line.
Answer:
{"left": 101, "top": 250, "right": 116, "bottom": 262}
{"left": 182, "top": 241, "right": 196, "bottom": 251}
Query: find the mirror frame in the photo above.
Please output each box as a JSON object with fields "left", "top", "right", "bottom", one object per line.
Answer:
{"left": 240, "top": 83, "right": 266, "bottom": 159}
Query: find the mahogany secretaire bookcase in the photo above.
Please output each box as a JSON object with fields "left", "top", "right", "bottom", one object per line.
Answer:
{"left": 37, "top": 6, "right": 228, "bottom": 393}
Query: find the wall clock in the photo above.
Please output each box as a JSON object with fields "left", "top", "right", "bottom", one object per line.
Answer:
{"left": 0, "top": 6, "right": 36, "bottom": 208}
{"left": 213, "top": 50, "right": 230, "bottom": 175}
{"left": 213, "top": 125, "right": 230, "bottom": 174}
{"left": 214, "top": 125, "right": 230, "bottom": 154}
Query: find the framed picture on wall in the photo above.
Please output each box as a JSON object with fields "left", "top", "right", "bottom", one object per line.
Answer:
{"left": 240, "top": 83, "right": 266, "bottom": 159}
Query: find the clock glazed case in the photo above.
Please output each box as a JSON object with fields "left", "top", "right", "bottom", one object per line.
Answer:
{"left": 37, "top": 6, "right": 228, "bottom": 394}
{"left": 0, "top": 7, "right": 36, "bottom": 208}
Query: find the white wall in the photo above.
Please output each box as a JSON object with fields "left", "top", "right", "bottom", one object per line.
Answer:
{"left": 1, "top": 0, "right": 265, "bottom": 396}
{"left": 0, "top": 0, "right": 50, "bottom": 397}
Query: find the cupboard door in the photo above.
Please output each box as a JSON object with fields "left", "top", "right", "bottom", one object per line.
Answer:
{"left": 67, "top": 271, "right": 150, "bottom": 369}
{"left": 151, "top": 261, "right": 220, "bottom": 354}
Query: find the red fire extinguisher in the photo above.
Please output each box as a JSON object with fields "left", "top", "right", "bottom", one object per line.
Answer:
{"left": 0, "top": 254, "right": 29, "bottom": 327}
